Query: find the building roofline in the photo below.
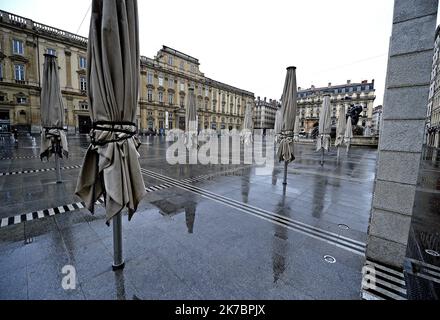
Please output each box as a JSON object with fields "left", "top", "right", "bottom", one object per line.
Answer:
{"left": 160, "top": 46, "right": 200, "bottom": 65}
{"left": 298, "top": 80, "right": 375, "bottom": 93}
{"left": 0, "top": 10, "right": 88, "bottom": 48}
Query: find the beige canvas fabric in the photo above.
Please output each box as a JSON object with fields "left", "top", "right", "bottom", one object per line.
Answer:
{"left": 75, "top": 0, "right": 146, "bottom": 224}
{"left": 241, "top": 102, "right": 254, "bottom": 145}
{"left": 40, "top": 54, "right": 68, "bottom": 160}
{"left": 293, "top": 115, "right": 300, "bottom": 142}
{"left": 277, "top": 67, "right": 297, "bottom": 163}
{"left": 185, "top": 88, "right": 198, "bottom": 149}
{"left": 344, "top": 116, "right": 353, "bottom": 146}
{"left": 335, "top": 107, "right": 347, "bottom": 147}
{"left": 274, "top": 108, "right": 283, "bottom": 143}
{"left": 316, "top": 95, "right": 332, "bottom": 151}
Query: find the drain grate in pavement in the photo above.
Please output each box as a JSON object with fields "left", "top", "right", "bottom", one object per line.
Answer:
{"left": 361, "top": 260, "right": 407, "bottom": 300}
{"left": 324, "top": 255, "right": 337, "bottom": 264}
{"left": 425, "top": 249, "right": 440, "bottom": 257}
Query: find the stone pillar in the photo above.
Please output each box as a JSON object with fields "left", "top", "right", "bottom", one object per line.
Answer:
{"left": 65, "top": 96, "right": 75, "bottom": 135}
{"left": 366, "top": 0, "right": 438, "bottom": 268}
{"left": 65, "top": 51, "right": 72, "bottom": 89}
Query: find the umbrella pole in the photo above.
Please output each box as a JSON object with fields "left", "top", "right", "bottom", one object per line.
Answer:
{"left": 55, "top": 140, "right": 62, "bottom": 184}
{"left": 283, "top": 161, "right": 288, "bottom": 185}
{"left": 112, "top": 213, "right": 125, "bottom": 271}
{"left": 320, "top": 148, "right": 324, "bottom": 166}
{"left": 337, "top": 147, "right": 340, "bottom": 163}
{"left": 346, "top": 141, "right": 350, "bottom": 154}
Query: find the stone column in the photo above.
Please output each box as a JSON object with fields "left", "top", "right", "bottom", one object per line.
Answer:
{"left": 64, "top": 50, "right": 72, "bottom": 89}
{"left": 366, "top": 0, "right": 438, "bottom": 268}
{"left": 65, "top": 96, "right": 75, "bottom": 135}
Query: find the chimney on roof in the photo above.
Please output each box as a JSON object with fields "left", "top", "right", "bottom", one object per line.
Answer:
{"left": 347, "top": 80, "right": 351, "bottom": 84}
{"left": 298, "top": 87, "right": 301, "bottom": 91}
{"left": 311, "top": 85, "right": 315, "bottom": 90}
{"left": 257, "top": 96, "right": 260, "bottom": 101}
{"left": 269, "top": 99, "right": 272, "bottom": 103}
{"left": 328, "top": 82, "right": 332, "bottom": 87}
{"left": 361, "top": 80, "right": 368, "bottom": 84}
{"left": 264, "top": 97, "right": 267, "bottom": 102}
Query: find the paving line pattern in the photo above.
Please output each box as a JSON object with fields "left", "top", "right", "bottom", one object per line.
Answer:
{"left": 0, "top": 166, "right": 250, "bottom": 229}
{"left": 361, "top": 260, "right": 408, "bottom": 300}
{"left": 0, "top": 165, "right": 82, "bottom": 176}
{"left": 140, "top": 168, "right": 367, "bottom": 256}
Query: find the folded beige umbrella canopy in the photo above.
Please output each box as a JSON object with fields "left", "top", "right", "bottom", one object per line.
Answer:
{"left": 241, "top": 101, "right": 254, "bottom": 144}
{"left": 316, "top": 94, "right": 332, "bottom": 152}
{"left": 335, "top": 106, "right": 347, "bottom": 147}
{"left": 75, "top": 0, "right": 146, "bottom": 224}
{"left": 277, "top": 67, "right": 297, "bottom": 164}
{"left": 40, "top": 54, "right": 68, "bottom": 161}
{"left": 345, "top": 116, "right": 354, "bottom": 148}
{"left": 185, "top": 88, "right": 198, "bottom": 149}
{"left": 293, "top": 114, "right": 300, "bottom": 142}
{"left": 274, "top": 108, "right": 283, "bottom": 136}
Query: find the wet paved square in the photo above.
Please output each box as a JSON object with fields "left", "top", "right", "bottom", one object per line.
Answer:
{"left": 0, "top": 134, "right": 378, "bottom": 300}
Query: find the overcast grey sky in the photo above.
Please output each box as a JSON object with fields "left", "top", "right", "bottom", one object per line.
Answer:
{"left": 1, "top": 0, "right": 402, "bottom": 105}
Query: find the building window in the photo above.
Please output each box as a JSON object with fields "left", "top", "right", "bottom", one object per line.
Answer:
{"left": 158, "top": 91, "right": 164, "bottom": 103}
{"left": 168, "top": 78, "right": 174, "bottom": 88}
{"left": 205, "top": 88, "right": 209, "bottom": 97}
{"left": 14, "top": 64, "right": 25, "bottom": 81}
{"left": 180, "top": 82, "right": 185, "bottom": 92}
{"left": 0, "top": 63, "right": 3, "bottom": 80}
{"left": 168, "top": 93, "right": 174, "bottom": 105}
{"left": 168, "top": 55, "right": 173, "bottom": 66}
{"left": 46, "top": 48, "right": 56, "bottom": 56}
{"left": 79, "top": 56, "right": 87, "bottom": 69}
{"left": 180, "top": 60, "right": 184, "bottom": 71}
{"left": 147, "top": 89, "right": 153, "bottom": 102}
{"left": 16, "top": 96, "right": 27, "bottom": 104}
{"left": 80, "top": 103, "right": 89, "bottom": 110}
{"left": 12, "top": 39, "right": 24, "bottom": 55}
{"left": 80, "top": 76, "right": 87, "bottom": 92}
{"left": 147, "top": 72, "right": 154, "bottom": 85}
{"left": 158, "top": 76, "right": 164, "bottom": 87}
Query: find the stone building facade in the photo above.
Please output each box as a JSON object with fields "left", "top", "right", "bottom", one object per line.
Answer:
{"left": 296, "top": 80, "right": 376, "bottom": 134}
{"left": 139, "top": 46, "right": 254, "bottom": 133}
{"left": 0, "top": 10, "right": 254, "bottom": 134}
{"left": 371, "top": 105, "right": 383, "bottom": 136}
{"left": 426, "top": 25, "right": 440, "bottom": 148}
{"left": 254, "top": 97, "right": 280, "bottom": 131}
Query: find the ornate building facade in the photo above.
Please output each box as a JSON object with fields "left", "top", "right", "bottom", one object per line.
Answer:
{"left": 0, "top": 10, "right": 254, "bottom": 134}
{"left": 254, "top": 97, "right": 279, "bottom": 132}
{"left": 426, "top": 25, "right": 440, "bottom": 148}
{"left": 296, "top": 80, "right": 376, "bottom": 134}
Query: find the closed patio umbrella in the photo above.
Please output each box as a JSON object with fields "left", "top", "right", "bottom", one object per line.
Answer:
{"left": 345, "top": 116, "right": 353, "bottom": 153}
{"left": 75, "top": 0, "right": 146, "bottom": 270}
{"left": 293, "top": 115, "right": 300, "bottom": 142}
{"left": 277, "top": 67, "right": 297, "bottom": 185}
{"left": 274, "top": 108, "right": 283, "bottom": 143}
{"left": 316, "top": 94, "right": 332, "bottom": 166}
{"left": 40, "top": 54, "right": 68, "bottom": 183}
{"left": 185, "top": 88, "right": 198, "bottom": 149}
{"left": 335, "top": 106, "right": 346, "bottom": 160}
{"left": 241, "top": 101, "right": 254, "bottom": 145}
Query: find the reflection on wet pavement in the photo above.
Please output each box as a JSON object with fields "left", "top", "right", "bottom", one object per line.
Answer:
{"left": 0, "top": 134, "right": 379, "bottom": 299}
